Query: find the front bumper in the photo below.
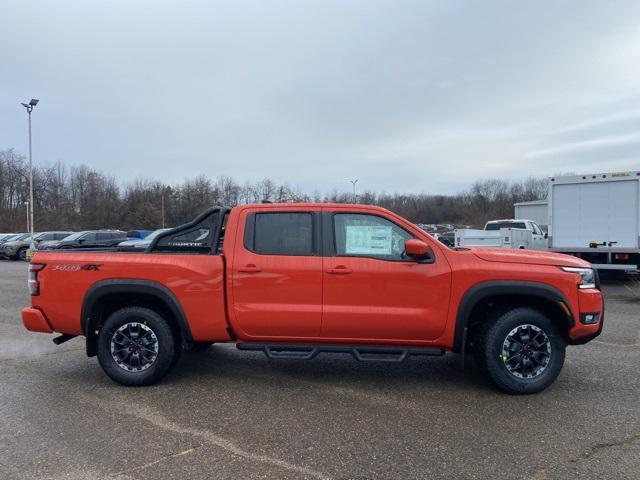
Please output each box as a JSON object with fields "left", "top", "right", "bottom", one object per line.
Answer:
{"left": 22, "top": 307, "right": 54, "bottom": 333}
{"left": 568, "top": 289, "right": 604, "bottom": 344}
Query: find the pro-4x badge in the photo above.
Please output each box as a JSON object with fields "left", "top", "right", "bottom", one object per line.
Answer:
{"left": 81, "top": 264, "right": 103, "bottom": 271}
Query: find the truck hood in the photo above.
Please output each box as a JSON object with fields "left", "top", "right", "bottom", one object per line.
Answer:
{"left": 471, "top": 248, "right": 590, "bottom": 268}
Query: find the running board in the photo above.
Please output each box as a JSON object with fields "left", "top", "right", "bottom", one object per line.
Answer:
{"left": 236, "top": 343, "right": 445, "bottom": 362}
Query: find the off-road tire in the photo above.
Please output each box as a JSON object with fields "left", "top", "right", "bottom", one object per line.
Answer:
{"left": 97, "top": 307, "right": 177, "bottom": 386}
{"left": 474, "top": 307, "right": 566, "bottom": 394}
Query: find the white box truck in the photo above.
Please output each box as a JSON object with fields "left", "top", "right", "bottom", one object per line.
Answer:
{"left": 548, "top": 171, "right": 640, "bottom": 272}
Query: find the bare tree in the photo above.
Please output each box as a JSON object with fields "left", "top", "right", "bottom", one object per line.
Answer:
{"left": 0, "top": 147, "right": 550, "bottom": 231}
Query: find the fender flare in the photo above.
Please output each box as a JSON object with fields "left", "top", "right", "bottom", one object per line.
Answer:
{"left": 453, "top": 280, "right": 574, "bottom": 353}
{"left": 81, "top": 279, "right": 192, "bottom": 356}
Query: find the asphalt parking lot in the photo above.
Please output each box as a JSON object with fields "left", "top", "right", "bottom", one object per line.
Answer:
{"left": 0, "top": 261, "right": 638, "bottom": 479}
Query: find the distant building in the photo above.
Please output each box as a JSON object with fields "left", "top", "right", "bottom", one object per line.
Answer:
{"left": 514, "top": 199, "right": 548, "bottom": 228}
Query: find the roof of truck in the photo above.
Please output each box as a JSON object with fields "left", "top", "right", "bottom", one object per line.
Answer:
{"left": 514, "top": 199, "right": 548, "bottom": 206}
{"left": 551, "top": 170, "right": 640, "bottom": 184}
{"left": 237, "top": 202, "right": 393, "bottom": 211}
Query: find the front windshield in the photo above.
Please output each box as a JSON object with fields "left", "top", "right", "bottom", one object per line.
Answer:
{"left": 13, "top": 233, "right": 31, "bottom": 241}
{"left": 2, "top": 234, "right": 19, "bottom": 241}
{"left": 485, "top": 222, "right": 526, "bottom": 230}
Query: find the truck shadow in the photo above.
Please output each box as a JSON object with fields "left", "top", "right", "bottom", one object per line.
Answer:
{"left": 170, "top": 344, "right": 491, "bottom": 393}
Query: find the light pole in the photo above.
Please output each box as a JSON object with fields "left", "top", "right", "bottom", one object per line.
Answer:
{"left": 161, "top": 190, "right": 166, "bottom": 228}
{"left": 160, "top": 186, "right": 170, "bottom": 228}
{"left": 20, "top": 98, "right": 39, "bottom": 251}
{"left": 24, "top": 201, "right": 30, "bottom": 232}
{"left": 349, "top": 179, "right": 358, "bottom": 203}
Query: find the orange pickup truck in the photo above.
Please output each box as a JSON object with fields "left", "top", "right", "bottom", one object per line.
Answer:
{"left": 22, "top": 203, "right": 603, "bottom": 394}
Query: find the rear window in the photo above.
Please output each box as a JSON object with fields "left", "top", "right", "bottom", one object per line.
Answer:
{"left": 244, "top": 212, "right": 314, "bottom": 255}
{"left": 485, "top": 222, "right": 526, "bottom": 230}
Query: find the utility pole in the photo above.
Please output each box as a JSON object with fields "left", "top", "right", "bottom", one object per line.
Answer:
{"left": 161, "top": 192, "right": 165, "bottom": 228}
{"left": 24, "top": 201, "right": 30, "bottom": 232}
{"left": 349, "top": 179, "right": 358, "bottom": 203}
{"left": 20, "top": 99, "right": 39, "bottom": 252}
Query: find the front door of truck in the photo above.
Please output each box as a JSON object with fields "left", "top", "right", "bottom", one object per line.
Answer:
{"left": 321, "top": 211, "right": 451, "bottom": 342}
{"left": 230, "top": 209, "right": 323, "bottom": 339}
{"left": 528, "top": 221, "right": 547, "bottom": 250}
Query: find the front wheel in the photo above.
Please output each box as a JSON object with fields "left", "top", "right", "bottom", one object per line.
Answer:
{"left": 97, "top": 307, "right": 178, "bottom": 386}
{"left": 17, "top": 247, "right": 28, "bottom": 261}
{"left": 474, "top": 307, "right": 566, "bottom": 394}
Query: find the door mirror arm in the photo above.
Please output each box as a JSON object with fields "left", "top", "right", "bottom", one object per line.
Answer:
{"left": 412, "top": 247, "right": 435, "bottom": 264}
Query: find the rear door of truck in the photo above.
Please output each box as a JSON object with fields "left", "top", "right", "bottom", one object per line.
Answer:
{"left": 551, "top": 179, "right": 639, "bottom": 248}
{"left": 229, "top": 207, "right": 323, "bottom": 339}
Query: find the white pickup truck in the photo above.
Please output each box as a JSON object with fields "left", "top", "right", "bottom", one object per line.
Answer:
{"left": 455, "top": 219, "right": 548, "bottom": 250}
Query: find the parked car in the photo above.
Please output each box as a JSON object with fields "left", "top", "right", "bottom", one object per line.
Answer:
{"left": 0, "top": 233, "right": 26, "bottom": 245}
{"left": 2, "top": 231, "right": 75, "bottom": 261}
{"left": 117, "top": 228, "right": 172, "bottom": 251}
{"left": 0, "top": 233, "right": 31, "bottom": 259}
{"left": 22, "top": 203, "right": 603, "bottom": 394}
{"left": 125, "top": 229, "right": 153, "bottom": 240}
{"left": 1, "top": 234, "right": 34, "bottom": 260}
{"left": 0, "top": 233, "right": 31, "bottom": 260}
{"left": 39, "top": 230, "right": 126, "bottom": 250}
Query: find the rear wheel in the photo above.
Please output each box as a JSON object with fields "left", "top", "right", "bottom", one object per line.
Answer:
{"left": 97, "top": 307, "right": 177, "bottom": 386}
{"left": 17, "top": 247, "right": 28, "bottom": 261}
{"left": 474, "top": 307, "right": 566, "bottom": 394}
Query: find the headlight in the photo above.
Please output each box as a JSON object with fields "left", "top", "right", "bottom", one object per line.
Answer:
{"left": 560, "top": 267, "right": 596, "bottom": 289}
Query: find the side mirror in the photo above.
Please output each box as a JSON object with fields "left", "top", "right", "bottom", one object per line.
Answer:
{"left": 404, "top": 239, "right": 433, "bottom": 261}
{"left": 544, "top": 232, "right": 548, "bottom": 239}
{"left": 78, "top": 238, "right": 85, "bottom": 244}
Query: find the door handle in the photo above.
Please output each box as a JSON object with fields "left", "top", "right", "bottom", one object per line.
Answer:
{"left": 238, "top": 264, "right": 261, "bottom": 273}
{"left": 326, "top": 266, "right": 352, "bottom": 275}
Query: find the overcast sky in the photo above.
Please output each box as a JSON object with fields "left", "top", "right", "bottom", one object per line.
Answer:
{"left": 1, "top": 0, "right": 639, "bottom": 195}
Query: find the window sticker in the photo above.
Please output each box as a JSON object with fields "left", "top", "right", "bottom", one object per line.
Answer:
{"left": 345, "top": 225, "right": 393, "bottom": 255}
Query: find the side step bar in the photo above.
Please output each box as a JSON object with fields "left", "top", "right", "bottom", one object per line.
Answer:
{"left": 236, "top": 343, "right": 445, "bottom": 363}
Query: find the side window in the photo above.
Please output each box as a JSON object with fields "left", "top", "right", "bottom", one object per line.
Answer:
{"left": 154, "top": 212, "right": 218, "bottom": 253}
{"left": 333, "top": 213, "right": 412, "bottom": 260}
{"left": 531, "top": 223, "right": 542, "bottom": 235}
{"left": 82, "top": 232, "right": 97, "bottom": 241}
{"left": 244, "top": 212, "right": 314, "bottom": 255}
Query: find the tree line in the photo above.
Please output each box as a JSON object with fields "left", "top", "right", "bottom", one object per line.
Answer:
{"left": 0, "top": 147, "right": 547, "bottom": 232}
